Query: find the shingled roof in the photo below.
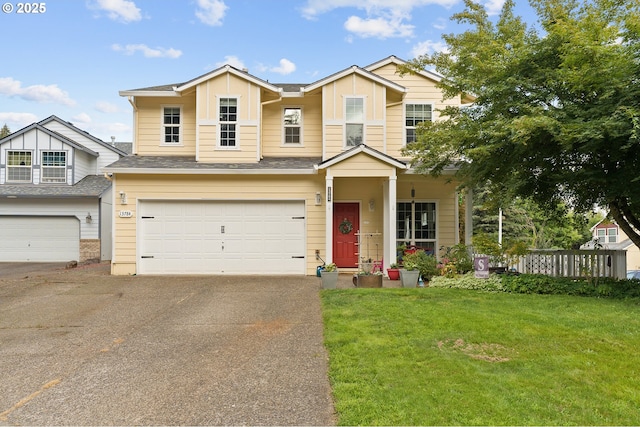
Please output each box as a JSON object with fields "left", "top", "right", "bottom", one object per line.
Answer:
{"left": 103, "top": 156, "right": 322, "bottom": 173}
{"left": 0, "top": 175, "right": 112, "bottom": 198}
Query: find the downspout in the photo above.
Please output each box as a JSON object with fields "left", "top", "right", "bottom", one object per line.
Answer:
{"left": 127, "top": 96, "right": 138, "bottom": 155}
{"left": 260, "top": 95, "right": 283, "bottom": 160}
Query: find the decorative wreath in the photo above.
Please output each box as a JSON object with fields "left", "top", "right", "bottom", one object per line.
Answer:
{"left": 339, "top": 219, "right": 353, "bottom": 234}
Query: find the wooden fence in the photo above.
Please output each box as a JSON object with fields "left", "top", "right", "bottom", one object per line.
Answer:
{"left": 511, "top": 250, "right": 627, "bottom": 279}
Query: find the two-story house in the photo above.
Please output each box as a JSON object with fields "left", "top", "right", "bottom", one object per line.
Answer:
{"left": 105, "top": 56, "right": 473, "bottom": 276}
{"left": 0, "top": 116, "right": 128, "bottom": 262}
{"left": 582, "top": 219, "right": 640, "bottom": 270}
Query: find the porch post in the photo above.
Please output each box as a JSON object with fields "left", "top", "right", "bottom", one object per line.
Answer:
{"left": 465, "top": 188, "right": 473, "bottom": 245}
{"left": 383, "top": 173, "right": 397, "bottom": 271}
{"left": 325, "top": 172, "right": 334, "bottom": 263}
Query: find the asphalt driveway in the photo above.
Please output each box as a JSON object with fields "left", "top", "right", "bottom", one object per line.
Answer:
{"left": 0, "top": 263, "right": 335, "bottom": 425}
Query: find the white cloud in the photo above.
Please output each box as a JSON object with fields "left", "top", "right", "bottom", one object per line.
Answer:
{"left": 72, "top": 113, "right": 92, "bottom": 125}
{"left": 214, "top": 55, "right": 246, "bottom": 70}
{"left": 269, "top": 59, "right": 297, "bottom": 75}
{"left": 484, "top": 0, "right": 505, "bottom": 15}
{"left": 301, "top": 0, "right": 458, "bottom": 19}
{"left": 0, "top": 112, "right": 39, "bottom": 129}
{"left": 95, "top": 101, "right": 120, "bottom": 113}
{"left": 411, "top": 39, "right": 449, "bottom": 57}
{"left": 92, "top": 0, "right": 141, "bottom": 23}
{"left": 0, "top": 77, "right": 75, "bottom": 106}
{"left": 195, "top": 0, "right": 228, "bottom": 26}
{"left": 344, "top": 15, "right": 414, "bottom": 38}
{"left": 433, "top": 17, "right": 447, "bottom": 30}
{"left": 112, "top": 44, "right": 182, "bottom": 59}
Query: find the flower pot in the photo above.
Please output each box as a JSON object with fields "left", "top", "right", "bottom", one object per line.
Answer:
{"left": 387, "top": 268, "right": 400, "bottom": 280}
{"left": 320, "top": 271, "right": 339, "bottom": 289}
{"left": 355, "top": 275, "right": 383, "bottom": 288}
{"left": 400, "top": 269, "right": 420, "bottom": 288}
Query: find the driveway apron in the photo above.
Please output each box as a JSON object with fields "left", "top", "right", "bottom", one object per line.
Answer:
{"left": 0, "top": 263, "right": 336, "bottom": 425}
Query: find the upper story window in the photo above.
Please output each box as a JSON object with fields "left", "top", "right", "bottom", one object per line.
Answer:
{"left": 6, "top": 151, "right": 32, "bottom": 183}
{"left": 219, "top": 98, "right": 237, "bottom": 148}
{"left": 596, "top": 227, "right": 618, "bottom": 244}
{"left": 405, "top": 104, "right": 433, "bottom": 144}
{"left": 345, "top": 97, "right": 364, "bottom": 147}
{"left": 162, "top": 106, "right": 181, "bottom": 144}
{"left": 283, "top": 107, "right": 302, "bottom": 144}
{"left": 41, "top": 151, "right": 67, "bottom": 183}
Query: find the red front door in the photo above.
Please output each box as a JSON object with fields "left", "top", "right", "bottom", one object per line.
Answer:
{"left": 333, "top": 202, "right": 359, "bottom": 268}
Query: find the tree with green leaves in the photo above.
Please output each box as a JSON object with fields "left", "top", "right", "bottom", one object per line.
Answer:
{"left": 401, "top": 0, "right": 640, "bottom": 249}
{"left": 0, "top": 124, "right": 10, "bottom": 139}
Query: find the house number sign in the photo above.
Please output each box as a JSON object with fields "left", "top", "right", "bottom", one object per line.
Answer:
{"left": 119, "top": 210, "right": 133, "bottom": 218}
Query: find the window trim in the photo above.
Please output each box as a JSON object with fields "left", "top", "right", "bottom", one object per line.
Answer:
{"left": 282, "top": 106, "right": 303, "bottom": 146}
{"left": 404, "top": 102, "right": 434, "bottom": 146}
{"left": 40, "top": 150, "right": 67, "bottom": 184}
{"left": 6, "top": 150, "right": 33, "bottom": 183}
{"left": 344, "top": 96, "right": 365, "bottom": 148}
{"left": 217, "top": 96, "right": 240, "bottom": 150}
{"left": 160, "top": 105, "right": 183, "bottom": 146}
{"left": 396, "top": 200, "right": 438, "bottom": 253}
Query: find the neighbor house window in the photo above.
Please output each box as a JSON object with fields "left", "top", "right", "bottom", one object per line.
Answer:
{"left": 405, "top": 104, "right": 433, "bottom": 144}
{"left": 6, "top": 151, "right": 32, "bottom": 183}
{"left": 283, "top": 107, "right": 302, "bottom": 144}
{"left": 162, "top": 106, "right": 181, "bottom": 144}
{"left": 219, "top": 98, "right": 237, "bottom": 147}
{"left": 396, "top": 201, "right": 437, "bottom": 254}
{"left": 345, "top": 97, "right": 363, "bottom": 147}
{"left": 41, "top": 151, "right": 67, "bottom": 183}
{"left": 596, "top": 227, "right": 618, "bottom": 244}
{"left": 608, "top": 227, "right": 618, "bottom": 243}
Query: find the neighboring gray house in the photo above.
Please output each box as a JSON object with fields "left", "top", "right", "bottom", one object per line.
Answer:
{"left": 0, "top": 116, "right": 128, "bottom": 262}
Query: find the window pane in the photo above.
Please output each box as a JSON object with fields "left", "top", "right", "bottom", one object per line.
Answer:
{"left": 346, "top": 124, "right": 362, "bottom": 146}
{"left": 285, "top": 127, "right": 300, "bottom": 144}
{"left": 346, "top": 98, "right": 363, "bottom": 122}
{"left": 284, "top": 108, "right": 301, "bottom": 125}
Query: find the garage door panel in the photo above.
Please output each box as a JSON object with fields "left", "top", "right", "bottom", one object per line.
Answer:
{"left": 0, "top": 216, "right": 79, "bottom": 262}
{"left": 139, "top": 201, "right": 305, "bottom": 275}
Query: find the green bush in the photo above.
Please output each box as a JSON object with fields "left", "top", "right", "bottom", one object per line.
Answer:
{"left": 502, "top": 274, "right": 640, "bottom": 299}
{"left": 431, "top": 273, "right": 640, "bottom": 300}
{"left": 430, "top": 272, "right": 505, "bottom": 292}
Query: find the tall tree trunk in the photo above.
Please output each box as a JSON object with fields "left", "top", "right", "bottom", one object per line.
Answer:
{"left": 609, "top": 200, "right": 640, "bottom": 249}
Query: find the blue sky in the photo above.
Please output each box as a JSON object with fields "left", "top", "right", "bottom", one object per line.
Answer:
{"left": 0, "top": 0, "right": 537, "bottom": 142}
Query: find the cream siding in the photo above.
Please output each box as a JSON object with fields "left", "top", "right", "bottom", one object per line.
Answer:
{"left": 112, "top": 174, "right": 326, "bottom": 275}
{"left": 135, "top": 95, "right": 197, "bottom": 156}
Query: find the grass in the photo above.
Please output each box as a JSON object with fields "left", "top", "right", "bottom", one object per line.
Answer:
{"left": 321, "top": 288, "right": 640, "bottom": 426}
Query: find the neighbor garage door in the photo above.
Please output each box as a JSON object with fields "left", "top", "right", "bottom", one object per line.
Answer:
{"left": 138, "top": 200, "right": 306, "bottom": 274}
{"left": 0, "top": 216, "right": 80, "bottom": 262}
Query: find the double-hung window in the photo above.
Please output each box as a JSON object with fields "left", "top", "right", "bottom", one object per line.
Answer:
{"left": 283, "top": 107, "right": 302, "bottom": 144}
{"left": 397, "top": 201, "right": 437, "bottom": 254}
{"left": 41, "top": 151, "right": 67, "bottom": 183}
{"left": 6, "top": 151, "right": 32, "bottom": 183}
{"left": 345, "top": 97, "right": 363, "bottom": 147}
{"left": 405, "top": 104, "right": 433, "bottom": 144}
{"left": 162, "top": 106, "right": 181, "bottom": 144}
{"left": 219, "top": 98, "right": 237, "bottom": 147}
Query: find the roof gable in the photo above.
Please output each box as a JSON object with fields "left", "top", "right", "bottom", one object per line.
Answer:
{"left": 304, "top": 65, "right": 406, "bottom": 94}
{"left": 38, "top": 115, "right": 128, "bottom": 157}
{"left": 316, "top": 144, "right": 407, "bottom": 170}
{"left": 0, "top": 123, "right": 99, "bottom": 157}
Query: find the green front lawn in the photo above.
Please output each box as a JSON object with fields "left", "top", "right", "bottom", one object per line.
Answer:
{"left": 321, "top": 288, "right": 640, "bottom": 425}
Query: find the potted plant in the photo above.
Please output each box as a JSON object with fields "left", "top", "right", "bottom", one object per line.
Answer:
{"left": 387, "top": 263, "right": 400, "bottom": 280}
{"left": 401, "top": 250, "right": 438, "bottom": 287}
{"left": 354, "top": 259, "right": 383, "bottom": 287}
{"left": 400, "top": 252, "right": 420, "bottom": 288}
{"left": 320, "top": 263, "right": 339, "bottom": 289}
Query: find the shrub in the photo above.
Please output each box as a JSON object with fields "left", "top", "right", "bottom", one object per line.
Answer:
{"left": 430, "top": 272, "right": 505, "bottom": 292}
{"left": 402, "top": 250, "right": 439, "bottom": 280}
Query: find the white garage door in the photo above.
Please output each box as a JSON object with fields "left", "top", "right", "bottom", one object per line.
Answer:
{"left": 138, "top": 200, "right": 306, "bottom": 274}
{"left": 0, "top": 216, "right": 80, "bottom": 262}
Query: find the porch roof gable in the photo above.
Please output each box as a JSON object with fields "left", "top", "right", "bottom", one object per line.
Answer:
{"left": 315, "top": 144, "right": 407, "bottom": 170}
